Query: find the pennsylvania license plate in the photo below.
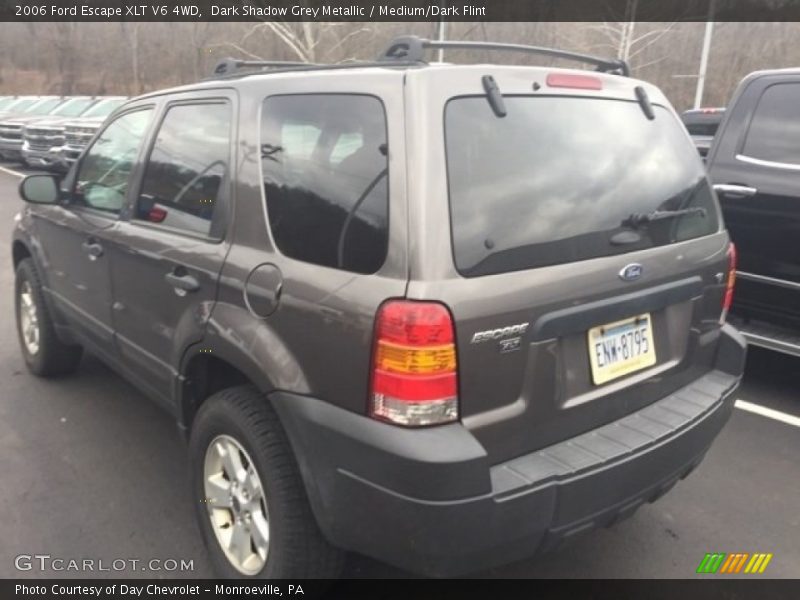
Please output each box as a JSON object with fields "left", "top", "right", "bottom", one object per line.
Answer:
{"left": 588, "top": 314, "right": 657, "bottom": 385}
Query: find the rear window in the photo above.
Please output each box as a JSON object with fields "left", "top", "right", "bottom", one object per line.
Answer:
{"left": 445, "top": 96, "right": 719, "bottom": 277}
{"left": 681, "top": 111, "right": 724, "bottom": 138}
{"left": 685, "top": 122, "right": 719, "bottom": 137}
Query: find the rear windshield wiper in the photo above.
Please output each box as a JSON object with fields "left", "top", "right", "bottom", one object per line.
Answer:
{"left": 623, "top": 207, "right": 706, "bottom": 228}
{"left": 482, "top": 75, "right": 507, "bottom": 118}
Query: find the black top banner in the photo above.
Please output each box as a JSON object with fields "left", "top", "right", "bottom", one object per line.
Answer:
{"left": 3, "top": 0, "right": 800, "bottom": 22}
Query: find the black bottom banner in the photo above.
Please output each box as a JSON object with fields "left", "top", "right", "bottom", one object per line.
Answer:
{"left": 3, "top": 579, "right": 800, "bottom": 600}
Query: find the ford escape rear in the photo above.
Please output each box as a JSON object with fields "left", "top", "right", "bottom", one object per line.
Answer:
{"left": 12, "top": 36, "right": 745, "bottom": 579}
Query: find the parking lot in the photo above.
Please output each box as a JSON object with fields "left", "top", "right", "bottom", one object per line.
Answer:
{"left": 0, "top": 161, "right": 797, "bottom": 579}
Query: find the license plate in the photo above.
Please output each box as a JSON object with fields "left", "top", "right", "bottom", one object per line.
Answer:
{"left": 588, "top": 314, "right": 656, "bottom": 385}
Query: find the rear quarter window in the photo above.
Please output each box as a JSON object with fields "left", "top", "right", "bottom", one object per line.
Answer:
{"left": 445, "top": 96, "right": 719, "bottom": 277}
{"left": 260, "top": 94, "right": 389, "bottom": 275}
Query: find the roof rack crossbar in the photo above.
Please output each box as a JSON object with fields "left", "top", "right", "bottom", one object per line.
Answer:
{"left": 211, "top": 58, "right": 314, "bottom": 78}
{"left": 379, "top": 36, "right": 630, "bottom": 77}
{"left": 207, "top": 59, "right": 422, "bottom": 81}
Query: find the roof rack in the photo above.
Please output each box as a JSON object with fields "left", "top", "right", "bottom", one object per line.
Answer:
{"left": 378, "top": 36, "right": 630, "bottom": 77}
{"left": 208, "top": 57, "right": 424, "bottom": 80}
{"left": 211, "top": 58, "right": 312, "bottom": 78}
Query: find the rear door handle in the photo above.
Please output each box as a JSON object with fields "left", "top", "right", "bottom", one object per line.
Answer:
{"left": 165, "top": 270, "right": 200, "bottom": 294}
{"left": 81, "top": 239, "right": 103, "bottom": 260}
{"left": 713, "top": 183, "right": 758, "bottom": 198}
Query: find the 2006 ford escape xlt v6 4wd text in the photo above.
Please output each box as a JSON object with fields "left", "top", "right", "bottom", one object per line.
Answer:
{"left": 11, "top": 36, "right": 745, "bottom": 578}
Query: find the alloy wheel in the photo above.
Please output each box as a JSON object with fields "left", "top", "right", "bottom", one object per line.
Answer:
{"left": 203, "top": 434, "right": 270, "bottom": 575}
{"left": 19, "top": 281, "right": 40, "bottom": 356}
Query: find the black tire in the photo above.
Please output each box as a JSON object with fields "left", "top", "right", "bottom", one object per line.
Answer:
{"left": 14, "top": 258, "right": 83, "bottom": 377}
{"left": 189, "top": 385, "right": 344, "bottom": 579}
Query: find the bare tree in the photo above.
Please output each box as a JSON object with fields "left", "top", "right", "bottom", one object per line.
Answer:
{"left": 120, "top": 22, "right": 144, "bottom": 95}
{"left": 590, "top": 21, "right": 677, "bottom": 69}
{"left": 50, "top": 23, "right": 80, "bottom": 94}
{"left": 211, "top": 20, "right": 370, "bottom": 63}
{"left": 188, "top": 22, "right": 214, "bottom": 79}
{"left": 3, "top": 20, "right": 800, "bottom": 113}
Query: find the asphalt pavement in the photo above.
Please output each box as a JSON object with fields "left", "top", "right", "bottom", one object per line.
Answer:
{"left": 0, "top": 163, "right": 797, "bottom": 579}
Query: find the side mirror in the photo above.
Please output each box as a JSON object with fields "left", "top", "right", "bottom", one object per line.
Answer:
{"left": 19, "top": 174, "right": 60, "bottom": 205}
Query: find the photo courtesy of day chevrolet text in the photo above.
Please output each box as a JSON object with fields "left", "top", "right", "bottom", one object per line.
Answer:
{"left": 15, "top": 584, "right": 303, "bottom": 597}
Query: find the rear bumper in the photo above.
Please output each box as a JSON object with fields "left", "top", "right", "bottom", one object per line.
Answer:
{"left": 271, "top": 325, "right": 745, "bottom": 577}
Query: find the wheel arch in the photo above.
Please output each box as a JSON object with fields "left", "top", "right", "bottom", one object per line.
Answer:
{"left": 11, "top": 236, "right": 72, "bottom": 338}
{"left": 12, "top": 238, "right": 32, "bottom": 269}
{"left": 178, "top": 351, "right": 254, "bottom": 431}
{"left": 177, "top": 302, "right": 312, "bottom": 432}
{"left": 12, "top": 234, "right": 53, "bottom": 292}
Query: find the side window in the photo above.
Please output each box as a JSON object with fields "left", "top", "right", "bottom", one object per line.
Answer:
{"left": 741, "top": 83, "right": 800, "bottom": 165}
{"left": 136, "top": 102, "right": 231, "bottom": 238}
{"left": 261, "top": 94, "right": 389, "bottom": 274}
{"left": 74, "top": 109, "right": 153, "bottom": 213}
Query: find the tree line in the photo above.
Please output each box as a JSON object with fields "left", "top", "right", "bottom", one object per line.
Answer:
{"left": 1, "top": 21, "right": 799, "bottom": 110}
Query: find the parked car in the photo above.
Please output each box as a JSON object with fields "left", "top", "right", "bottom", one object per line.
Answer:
{"left": 11, "top": 36, "right": 745, "bottom": 579}
{"left": 706, "top": 69, "right": 800, "bottom": 357}
{"left": 0, "top": 96, "right": 41, "bottom": 118}
{"left": 681, "top": 107, "right": 726, "bottom": 158}
{"left": 60, "top": 96, "right": 128, "bottom": 170}
{"left": 0, "top": 97, "right": 65, "bottom": 160}
{"left": 21, "top": 96, "right": 99, "bottom": 169}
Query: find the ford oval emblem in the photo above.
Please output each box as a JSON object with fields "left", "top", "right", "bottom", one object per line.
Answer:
{"left": 619, "top": 263, "right": 643, "bottom": 282}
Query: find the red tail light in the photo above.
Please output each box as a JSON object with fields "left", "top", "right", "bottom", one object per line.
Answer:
{"left": 546, "top": 73, "right": 603, "bottom": 90}
{"left": 720, "top": 243, "right": 737, "bottom": 323}
{"left": 370, "top": 300, "right": 458, "bottom": 427}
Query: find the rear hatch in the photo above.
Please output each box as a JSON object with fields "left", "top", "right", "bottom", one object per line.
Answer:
{"left": 404, "top": 67, "right": 732, "bottom": 463}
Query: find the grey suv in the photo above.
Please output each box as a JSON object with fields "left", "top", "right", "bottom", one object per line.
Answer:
{"left": 11, "top": 37, "right": 745, "bottom": 579}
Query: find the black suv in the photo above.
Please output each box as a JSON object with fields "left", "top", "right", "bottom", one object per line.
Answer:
{"left": 12, "top": 37, "right": 745, "bottom": 578}
{"left": 706, "top": 69, "right": 800, "bottom": 357}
